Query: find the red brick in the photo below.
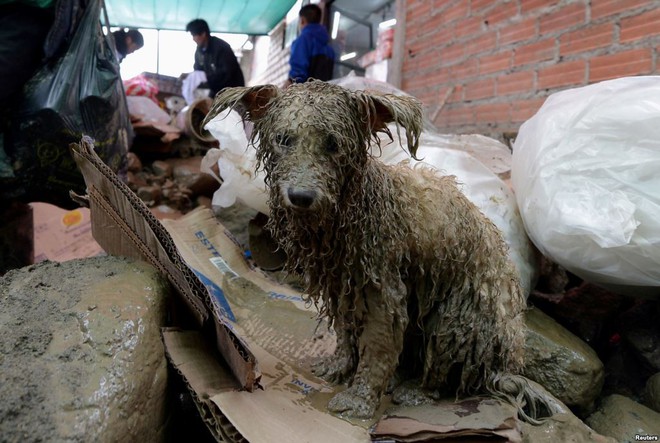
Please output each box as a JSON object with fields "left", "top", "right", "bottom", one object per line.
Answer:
{"left": 451, "top": 59, "right": 479, "bottom": 80}
{"left": 416, "top": 13, "right": 451, "bottom": 39}
{"left": 559, "top": 23, "right": 614, "bottom": 56}
{"left": 497, "top": 70, "right": 534, "bottom": 95}
{"left": 454, "top": 16, "right": 483, "bottom": 39}
{"left": 538, "top": 59, "right": 586, "bottom": 89}
{"left": 425, "top": 85, "right": 456, "bottom": 107}
{"left": 620, "top": 9, "right": 660, "bottom": 43}
{"left": 408, "top": 1, "right": 433, "bottom": 22}
{"left": 405, "top": 45, "right": 436, "bottom": 72}
{"left": 439, "top": 43, "right": 465, "bottom": 65}
{"left": 418, "top": 52, "right": 445, "bottom": 71}
{"left": 520, "top": 0, "right": 560, "bottom": 15}
{"left": 483, "top": 1, "right": 519, "bottom": 27}
{"left": 511, "top": 97, "right": 546, "bottom": 122}
{"left": 439, "top": 2, "right": 469, "bottom": 26}
{"left": 470, "top": 0, "right": 495, "bottom": 14}
{"left": 465, "top": 33, "right": 497, "bottom": 56}
{"left": 474, "top": 102, "right": 511, "bottom": 123}
{"left": 465, "top": 77, "right": 496, "bottom": 100}
{"left": 499, "top": 17, "right": 537, "bottom": 45}
{"left": 406, "top": 72, "right": 440, "bottom": 90}
{"left": 429, "top": 68, "right": 453, "bottom": 86}
{"left": 415, "top": 90, "right": 438, "bottom": 107}
{"left": 405, "top": 76, "right": 431, "bottom": 92}
{"left": 448, "top": 84, "right": 464, "bottom": 103}
{"left": 591, "top": 0, "right": 654, "bottom": 20}
{"left": 589, "top": 48, "right": 652, "bottom": 82}
{"left": 406, "top": 40, "right": 427, "bottom": 58}
{"left": 479, "top": 51, "right": 513, "bottom": 74}
{"left": 406, "top": 68, "right": 452, "bottom": 91}
{"left": 414, "top": 69, "right": 451, "bottom": 88}
{"left": 439, "top": 105, "right": 475, "bottom": 127}
{"left": 539, "top": 3, "right": 586, "bottom": 35}
{"left": 513, "top": 39, "right": 556, "bottom": 66}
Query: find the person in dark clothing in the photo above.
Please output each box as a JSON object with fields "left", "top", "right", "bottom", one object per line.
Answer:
{"left": 112, "top": 28, "right": 144, "bottom": 63}
{"left": 185, "top": 19, "right": 245, "bottom": 98}
{"left": 284, "top": 3, "right": 335, "bottom": 87}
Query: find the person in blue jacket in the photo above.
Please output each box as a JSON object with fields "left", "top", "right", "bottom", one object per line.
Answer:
{"left": 285, "top": 3, "right": 335, "bottom": 86}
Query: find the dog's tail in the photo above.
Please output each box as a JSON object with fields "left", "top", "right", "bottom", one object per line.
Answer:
{"left": 485, "top": 373, "right": 566, "bottom": 425}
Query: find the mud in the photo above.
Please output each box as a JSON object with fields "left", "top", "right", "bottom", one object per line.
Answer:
{"left": 213, "top": 200, "right": 259, "bottom": 249}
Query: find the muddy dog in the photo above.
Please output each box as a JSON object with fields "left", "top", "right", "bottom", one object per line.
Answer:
{"left": 204, "top": 81, "right": 539, "bottom": 419}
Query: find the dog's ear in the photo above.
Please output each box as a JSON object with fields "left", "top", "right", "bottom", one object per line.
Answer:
{"left": 203, "top": 85, "right": 280, "bottom": 127}
{"left": 358, "top": 92, "right": 423, "bottom": 158}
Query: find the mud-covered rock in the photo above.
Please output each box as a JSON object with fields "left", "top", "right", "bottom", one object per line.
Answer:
{"left": 126, "top": 152, "right": 143, "bottom": 173}
{"left": 523, "top": 307, "right": 604, "bottom": 411}
{"left": 521, "top": 412, "right": 616, "bottom": 443}
{"left": 645, "top": 372, "right": 660, "bottom": 413}
{"left": 0, "top": 256, "right": 170, "bottom": 442}
{"left": 586, "top": 394, "right": 660, "bottom": 442}
{"left": 152, "top": 160, "right": 173, "bottom": 178}
{"left": 626, "top": 328, "right": 660, "bottom": 372}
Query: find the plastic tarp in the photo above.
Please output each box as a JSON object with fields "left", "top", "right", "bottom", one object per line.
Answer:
{"left": 512, "top": 76, "right": 660, "bottom": 297}
{"left": 104, "top": 0, "right": 297, "bottom": 34}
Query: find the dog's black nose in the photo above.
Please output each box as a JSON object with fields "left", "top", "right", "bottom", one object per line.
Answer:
{"left": 287, "top": 189, "right": 316, "bottom": 208}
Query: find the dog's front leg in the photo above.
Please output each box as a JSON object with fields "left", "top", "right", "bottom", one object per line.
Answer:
{"left": 327, "top": 278, "right": 408, "bottom": 418}
{"left": 312, "top": 316, "right": 357, "bottom": 384}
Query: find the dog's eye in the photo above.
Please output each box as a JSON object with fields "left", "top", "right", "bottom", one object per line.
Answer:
{"left": 326, "top": 136, "right": 338, "bottom": 154}
{"left": 275, "top": 133, "right": 291, "bottom": 148}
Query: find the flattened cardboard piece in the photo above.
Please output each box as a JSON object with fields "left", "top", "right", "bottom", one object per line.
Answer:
{"left": 162, "top": 329, "right": 247, "bottom": 443}
{"left": 69, "top": 138, "right": 257, "bottom": 391}
{"left": 162, "top": 207, "right": 526, "bottom": 443}
{"left": 162, "top": 328, "right": 369, "bottom": 443}
{"left": 31, "top": 202, "right": 104, "bottom": 263}
{"left": 371, "top": 400, "right": 522, "bottom": 442}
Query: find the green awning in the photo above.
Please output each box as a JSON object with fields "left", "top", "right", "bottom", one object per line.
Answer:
{"left": 105, "top": 0, "right": 298, "bottom": 34}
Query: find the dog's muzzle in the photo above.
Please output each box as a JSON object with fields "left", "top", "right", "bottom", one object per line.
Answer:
{"left": 286, "top": 188, "right": 317, "bottom": 209}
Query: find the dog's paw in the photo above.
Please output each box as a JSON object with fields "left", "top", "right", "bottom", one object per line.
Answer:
{"left": 311, "top": 354, "right": 354, "bottom": 384}
{"left": 391, "top": 380, "right": 443, "bottom": 406}
{"left": 327, "top": 386, "right": 377, "bottom": 419}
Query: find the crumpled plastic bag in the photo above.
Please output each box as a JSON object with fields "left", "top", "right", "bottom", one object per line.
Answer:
{"left": 204, "top": 78, "right": 538, "bottom": 295}
{"left": 126, "top": 96, "right": 171, "bottom": 125}
{"left": 203, "top": 109, "right": 268, "bottom": 214}
{"left": 181, "top": 70, "right": 208, "bottom": 105}
{"left": 512, "top": 76, "right": 660, "bottom": 296}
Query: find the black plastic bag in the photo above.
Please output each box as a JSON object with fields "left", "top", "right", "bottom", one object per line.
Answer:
{"left": 3, "top": 0, "right": 131, "bottom": 209}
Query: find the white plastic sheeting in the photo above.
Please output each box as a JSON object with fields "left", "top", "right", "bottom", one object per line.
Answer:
{"left": 512, "top": 76, "right": 660, "bottom": 296}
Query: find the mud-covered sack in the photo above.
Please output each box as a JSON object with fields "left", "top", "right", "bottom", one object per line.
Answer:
{"left": 2, "top": 0, "right": 130, "bottom": 209}
{"left": 512, "top": 76, "right": 660, "bottom": 297}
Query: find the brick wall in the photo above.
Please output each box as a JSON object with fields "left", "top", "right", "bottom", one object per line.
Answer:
{"left": 402, "top": 0, "right": 660, "bottom": 141}
{"left": 250, "top": 22, "right": 291, "bottom": 86}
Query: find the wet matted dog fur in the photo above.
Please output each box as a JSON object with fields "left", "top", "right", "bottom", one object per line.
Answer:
{"left": 204, "top": 81, "right": 549, "bottom": 420}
